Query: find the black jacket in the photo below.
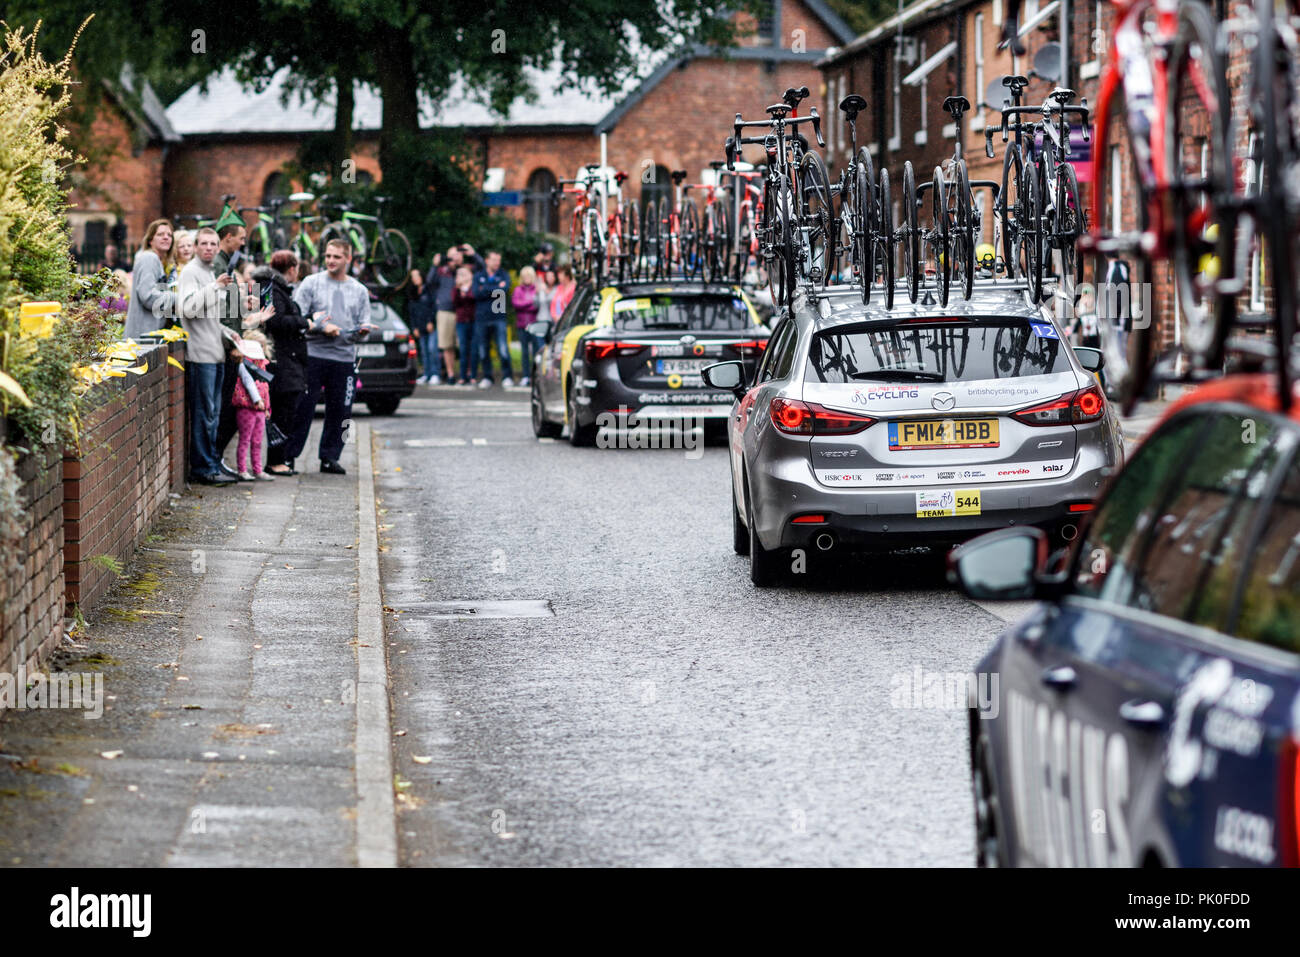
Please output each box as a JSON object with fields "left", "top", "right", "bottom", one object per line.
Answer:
{"left": 257, "top": 266, "right": 310, "bottom": 394}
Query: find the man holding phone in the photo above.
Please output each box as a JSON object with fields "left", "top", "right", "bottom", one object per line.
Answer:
{"left": 284, "top": 238, "right": 375, "bottom": 474}
{"left": 212, "top": 214, "right": 264, "bottom": 473}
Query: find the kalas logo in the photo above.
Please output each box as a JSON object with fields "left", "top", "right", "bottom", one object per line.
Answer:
{"left": 1041, "top": 463, "right": 1066, "bottom": 473}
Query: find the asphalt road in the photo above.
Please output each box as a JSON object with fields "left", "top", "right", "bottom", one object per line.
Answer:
{"left": 373, "top": 386, "right": 1029, "bottom": 866}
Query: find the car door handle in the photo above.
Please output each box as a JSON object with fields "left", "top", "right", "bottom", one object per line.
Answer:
{"left": 1118, "top": 699, "right": 1165, "bottom": 727}
{"left": 1040, "top": 665, "right": 1077, "bottom": 689}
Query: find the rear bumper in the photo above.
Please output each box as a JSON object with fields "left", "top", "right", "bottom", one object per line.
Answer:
{"left": 751, "top": 447, "right": 1112, "bottom": 553}
{"left": 573, "top": 360, "right": 738, "bottom": 423}
{"left": 356, "top": 362, "right": 417, "bottom": 399}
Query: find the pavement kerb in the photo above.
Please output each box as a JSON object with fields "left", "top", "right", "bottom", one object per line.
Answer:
{"left": 354, "top": 421, "right": 397, "bottom": 867}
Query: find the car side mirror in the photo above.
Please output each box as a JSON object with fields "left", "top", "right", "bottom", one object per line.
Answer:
{"left": 947, "top": 527, "right": 1057, "bottom": 600}
{"left": 1073, "top": 346, "right": 1105, "bottom": 373}
{"left": 526, "top": 319, "right": 553, "bottom": 343}
{"left": 702, "top": 360, "right": 747, "bottom": 399}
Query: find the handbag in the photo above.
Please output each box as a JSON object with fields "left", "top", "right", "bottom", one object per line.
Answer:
{"left": 266, "top": 421, "right": 288, "bottom": 448}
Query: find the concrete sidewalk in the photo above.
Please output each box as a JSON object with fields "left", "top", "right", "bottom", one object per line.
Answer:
{"left": 0, "top": 419, "right": 390, "bottom": 867}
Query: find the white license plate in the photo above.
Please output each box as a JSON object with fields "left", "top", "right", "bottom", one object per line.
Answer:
{"left": 656, "top": 359, "right": 708, "bottom": 374}
{"left": 356, "top": 344, "right": 386, "bottom": 358}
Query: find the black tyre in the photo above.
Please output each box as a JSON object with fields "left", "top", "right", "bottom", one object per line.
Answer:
{"left": 932, "top": 167, "right": 951, "bottom": 307}
{"left": 532, "top": 381, "right": 562, "bottom": 438}
{"left": 566, "top": 381, "right": 597, "bottom": 447}
{"left": 732, "top": 491, "right": 749, "bottom": 555}
{"left": 711, "top": 198, "right": 732, "bottom": 283}
{"left": 855, "top": 159, "right": 875, "bottom": 303}
{"left": 746, "top": 480, "right": 782, "bottom": 587}
{"left": 1023, "top": 162, "right": 1044, "bottom": 302}
{"left": 999, "top": 147, "right": 1025, "bottom": 279}
{"left": 972, "top": 733, "right": 1004, "bottom": 868}
{"left": 365, "top": 396, "right": 400, "bottom": 416}
{"left": 800, "top": 152, "right": 834, "bottom": 285}
{"left": 877, "top": 168, "right": 895, "bottom": 310}
{"left": 625, "top": 199, "right": 641, "bottom": 281}
{"left": 902, "top": 161, "right": 920, "bottom": 303}
{"left": 1055, "top": 162, "right": 1085, "bottom": 295}
{"left": 641, "top": 200, "right": 661, "bottom": 280}
{"left": 373, "top": 228, "right": 412, "bottom": 289}
{"left": 1167, "top": 0, "right": 1229, "bottom": 361}
{"left": 681, "top": 198, "right": 701, "bottom": 280}
{"left": 953, "top": 160, "right": 975, "bottom": 300}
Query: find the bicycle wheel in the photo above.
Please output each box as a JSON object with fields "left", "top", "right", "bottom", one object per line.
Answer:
{"left": 1054, "top": 162, "right": 1085, "bottom": 295}
{"left": 1022, "top": 162, "right": 1044, "bottom": 302}
{"left": 1255, "top": 0, "right": 1298, "bottom": 407}
{"left": 902, "top": 161, "right": 920, "bottom": 303}
{"left": 799, "top": 152, "right": 834, "bottom": 285}
{"left": 584, "top": 208, "right": 605, "bottom": 286}
{"left": 625, "top": 199, "right": 641, "bottom": 282}
{"left": 770, "top": 184, "right": 797, "bottom": 310}
{"left": 952, "top": 160, "right": 975, "bottom": 300}
{"left": 372, "top": 228, "right": 412, "bottom": 289}
{"left": 712, "top": 198, "right": 732, "bottom": 284}
{"left": 999, "top": 147, "right": 1025, "bottom": 279}
{"left": 931, "top": 167, "right": 951, "bottom": 307}
{"left": 855, "top": 161, "right": 875, "bottom": 303}
{"left": 1091, "top": 79, "right": 1156, "bottom": 414}
{"left": 641, "top": 200, "right": 661, "bottom": 280}
{"left": 680, "top": 199, "right": 701, "bottom": 280}
{"left": 876, "top": 167, "right": 895, "bottom": 310}
{"left": 1166, "top": 0, "right": 1229, "bottom": 362}
{"left": 606, "top": 214, "right": 625, "bottom": 283}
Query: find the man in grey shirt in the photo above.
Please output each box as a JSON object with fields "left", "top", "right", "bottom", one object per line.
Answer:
{"left": 178, "top": 227, "right": 241, "bottom": 485}
{"left": 283, "top": 238, "right": 375, "bottom": 474}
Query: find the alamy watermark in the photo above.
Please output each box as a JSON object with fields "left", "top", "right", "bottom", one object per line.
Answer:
{"left": 595, "top": 408, "right": 704, "bottom": 460}
{"left": 0, "top": 667, "right": 104, "bottom": 719}
{"left": 889, "top": 666, "right": 999, "bottom": 719}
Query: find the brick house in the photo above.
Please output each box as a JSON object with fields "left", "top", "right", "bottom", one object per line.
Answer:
{"left": 817, "top": 0, "right": 1226, "bottom": 350}
{"left": 78, "top": 1, "right": 854, "bottom": 261}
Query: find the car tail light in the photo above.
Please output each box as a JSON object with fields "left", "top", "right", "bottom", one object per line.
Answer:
{"left": 733, "top": 340, "right": 769, "bottom": 356}
{"left": 1012, "top": 385, "right": 1106, "bottom": 426}
{"left": 770, "top": 398, "right": 875, "bottom": 436}
{"left": 791, "top": 514, "right": 827, "bottom": 524}
{"left": 585, "top": 341, "right": 642, "bottom": 361}
{"left": 1280, "top": 736, "right": 1300, "bottom": 867}
{"left": 1067, "top": 502, "right": 1095, "bottom": 512}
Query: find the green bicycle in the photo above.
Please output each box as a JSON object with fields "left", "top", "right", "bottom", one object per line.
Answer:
{"left": 239, "top": 198, "right": 291, "bottom": 265}
{"left": 285, "top": 192, "right": 324, "bottom": 272}
{"left": 317, "top": 195, "right": 412, "bottom": 289}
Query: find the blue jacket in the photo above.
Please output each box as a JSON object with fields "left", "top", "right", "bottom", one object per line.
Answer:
{"left": 472, "top": 268, "right": 511, "bottom": 322}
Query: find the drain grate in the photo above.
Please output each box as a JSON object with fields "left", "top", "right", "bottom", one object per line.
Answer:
{"left": 398, "top": 600, "right": 553, "bottom": 620}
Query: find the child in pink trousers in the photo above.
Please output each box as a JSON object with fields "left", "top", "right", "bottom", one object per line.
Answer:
{"left": 232, "top": 334, "right": 274, "bottom": 481}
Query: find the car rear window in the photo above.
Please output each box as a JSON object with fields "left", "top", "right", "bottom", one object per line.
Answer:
{"left": 805, "top": 318, "right": 1071, "bottom": 383}
{"left": 610, "top": 294, "right": 752, "bottom": 332}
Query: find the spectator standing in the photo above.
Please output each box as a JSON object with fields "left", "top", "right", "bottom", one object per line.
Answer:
{"left": 285, "top": 238, "right": 376, "bottom": 474}
{"left": 1101, "top": 253, "right": 1133, "bottom": 357}
{"left": 471, "top": 250, "right": 513, "bottom": 388}
{"left": 406, "top": 267, "right": 438, "bottom": 384}
{"left": 550, "top": 265, "right": 576, "bottom": 320}
{"left": 256, "top": 252, "right": 311, "bottom": 476}
{"left": 429, "top": 250, "right": 460, "bottom": 385}
{"left": 124, "top": 219, "right": 177, "bottom": 339}
{"left": 213, "top": 213, "right": 255, "bottom": 477}
{"left": 173, "top": 230, "right": 195, "bottom": 270}
{"left": 512, "top": 265, "right": 544, "bottom": 386}
{"left": 452, "top": 265, "right": 477, "bottom": 386}
{"left": 231, "top": 333, "right": 274, "bottom": 481}
{"left": 99, "top": 243, "right": 123, "bottom": 273}
{"left": 178, "top": 227, "right": 241, "bottom": 485}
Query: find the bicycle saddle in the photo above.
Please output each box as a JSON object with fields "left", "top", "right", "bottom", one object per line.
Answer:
{"left": 839, "top": 93, "right": 868, "bottom": 119}
{"left": 783, "top": 86, "right": 810, "bottom": 107}
{"left": 1002, "top": 74, "right": 1030, "bottom": 94}
{"left": 288, "top": 192, "right": 315, "bottom": 203}
{"left": 765, "top": 103, "right": 791, "bottom": 118}
{"left": 614, "top": 171, "right": 629, "bottom": 185}
{"left": 708, "top": 160, "right": 725, "bottom": 171}
{"left": 671, "top": 170, "right": 689, "bottom": 185}
{"left": 942, "top": 95, "right": 971, "bottom": 117}
{"left": 584, "top": 163, "right": 601, "bottom": 172}
{"left": 1048, "top": 87, "right": 1077, "bottom": 104}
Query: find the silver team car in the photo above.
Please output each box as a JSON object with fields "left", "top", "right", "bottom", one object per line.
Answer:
{"left": 702, "top": 281, "right": 1125, "bottom": 586}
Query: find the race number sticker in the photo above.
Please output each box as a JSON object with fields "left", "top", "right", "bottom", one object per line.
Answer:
{"left": 614, "top": 298, "right": 651, "bottom": 312}
{"left": 915, "top": 488, "right": 982, "bottom": 517}
{"left": 1030, "top": 322, "right": 1059, "bottom": 340}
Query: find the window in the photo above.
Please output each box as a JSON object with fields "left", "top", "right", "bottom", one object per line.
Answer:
{"left": 355, "top": 169, "right": 374, "bottom": 186}
{"left": 759, "top": 319, "right": 796, "bottom": 382}
{"left": 1074, "top": 415, "right": 1205, "bottom": 603}
{"left": 1233, "top": 449, "right": 1300, "bottom": 651}
{"left": 890, "top": 52, "right": 902, "bottom": 151}
{"left": 756, "top": 0, "right": 775, "bottom": 43}
{"left": 262, "top": 172, "right": 290, "bottom": 206}
{"left": 916, "top": 41, "right": 929, "bottom": 147}
{"left": 610, "top": 294, "right": 754, "bottom": 332}
{"left": 643, "top": 164, "right": 673, "bottom": 216}
{"left": 974, "top": 13, "right": 986, "bottom": 130}
{"left": 557, "top": 288, "right": 595, "bottom": 337}
{"left": 525, "top": 168, "right": 559, "bottom": 234}
{"left": 1109, "top": 145, "right": 1122, "bottom": 235}
{"left": 1247, "top": 133, "right": 1266, "bottom": 311}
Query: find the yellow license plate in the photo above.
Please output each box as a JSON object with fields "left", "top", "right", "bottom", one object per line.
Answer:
{"left": 889, "top": 418, "right": 999, "bottom": 450}
{"left": 915, "top": 488, "right": 982, "bottom": 518}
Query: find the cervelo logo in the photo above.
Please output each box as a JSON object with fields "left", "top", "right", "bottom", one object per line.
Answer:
{"left": 997, "top": 468, "right": 1031, "bottom": 476}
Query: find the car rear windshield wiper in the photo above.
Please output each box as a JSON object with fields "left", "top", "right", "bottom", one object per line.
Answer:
{"left": 849, "top": 369, "right": 946, "bottom": 382}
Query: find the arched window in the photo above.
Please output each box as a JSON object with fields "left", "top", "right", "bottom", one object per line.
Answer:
{"left": 525, "top": 168, "right": 559, "bottom": 234}
{"left": 355, "top": 169, "right": 375, "bottom": 186}
{"left": 642, "top": 164, "right": 673, "bottom": 218}
{"left": 262, "top": 172, "right": 290, "bottom": 206}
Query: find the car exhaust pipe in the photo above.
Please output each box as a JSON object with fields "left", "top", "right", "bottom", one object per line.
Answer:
{"left": 815, "top": 532, "right": 835, "bottom": 552}
{"left": 1061, "top": 523, "right": 1078, "bottom": 542}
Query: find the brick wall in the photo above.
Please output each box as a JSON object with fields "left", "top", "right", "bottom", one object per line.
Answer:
{"left": 0, "top": 444, "right": 66, "bottom": 677}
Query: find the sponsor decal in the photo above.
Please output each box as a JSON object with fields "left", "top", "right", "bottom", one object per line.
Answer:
{"left": 1214, "top": 806, "right": 1276, "bottom": 864}
{"left": 1030, "top": 321, "right": 1060, "bottom": 340}
{"left": 692, "top": 342, "right": 706, "bottom": 356}
{"left": 997, "top": 468, "right": 1031, "bottom": 476}
{"left": 817, "top": 460, "right": 1069, "bottom": 486}
{"left": 666, "top": 373, "right": 683, "bottom": 390}
{"left": 875, "top": 472, "right": 895, "bottom": 481}
{"left": 818, "top": 449, "right": 858, "bottom": 458}
{"left": 1041, "top": 463, "right": 1066, "bottom": 473}
{"left": 614, "top": 297, "right": 651, "bottom": 312}
{"left": 915, "top": 488, "right": 981, "bottom": 517}
{"left": 937, "top": 471, "right": 956, "bottom": 480}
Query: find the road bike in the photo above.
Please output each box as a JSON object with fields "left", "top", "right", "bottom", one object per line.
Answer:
{"left": 554, "top": 165, "right": 608, "bottom": 284}
{"left": 318, "top": 195, "right": 413, "bottom": 289}
{"left": 835, "top": 94, "right": 895, "bottom": 307}
{"left": 685, "top": 161, "right": 734, "bottom": 283}
{"left": 285, "top": 192, "right": 323, "bottom": 272}
{"left": 721, "top": 166, "right": 765, "bottom": 282}
{"left": 239, "top": 199, "right": 290, "bottom": 265}
{"left": 727, "top": 86, "right": 825, "bottom": 309}
{"left": 604, "top": 171, "right": 640, "bottom": 283}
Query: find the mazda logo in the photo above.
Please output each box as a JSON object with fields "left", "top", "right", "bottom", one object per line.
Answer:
{"left": 680, "top": 335, "right": 697, "bottom": 345}
{"left": 931, "top": 391, "right": 956, "bottom": 411}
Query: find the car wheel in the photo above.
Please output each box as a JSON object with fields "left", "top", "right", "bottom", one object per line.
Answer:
{"left": 732, "top": 493, "right": 749, "bottom": 556}
{"left": 972, "top": 732, "right": 1004, "bottom": 868}
{"left": 567, "top": 382, "right": 597, "bottom": 447}
{"left": 365, "top": 396, "right": 400, "bottom": 416}
{"left": 532, "top": 380, "right": 562, "bottom": 438}
{"left": 746, "top": 480, "right": 782, "bottom": 587}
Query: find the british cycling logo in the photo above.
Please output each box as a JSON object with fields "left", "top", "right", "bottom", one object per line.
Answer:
{"left": 50, "top": 888, "right": 151, "bottom": 937}
{"left": 853, "top": 387, "right": 919, "bottom": 404}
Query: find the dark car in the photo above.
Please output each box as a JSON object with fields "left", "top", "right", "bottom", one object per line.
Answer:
{"left": 949, "top": 374, "right": 1300, "bottom": 867}
{"left": 318, "top": 299, "right": 417, "bottom": 415}
{"left": 528, "top": 281, "right": 770, "bottom": 445}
